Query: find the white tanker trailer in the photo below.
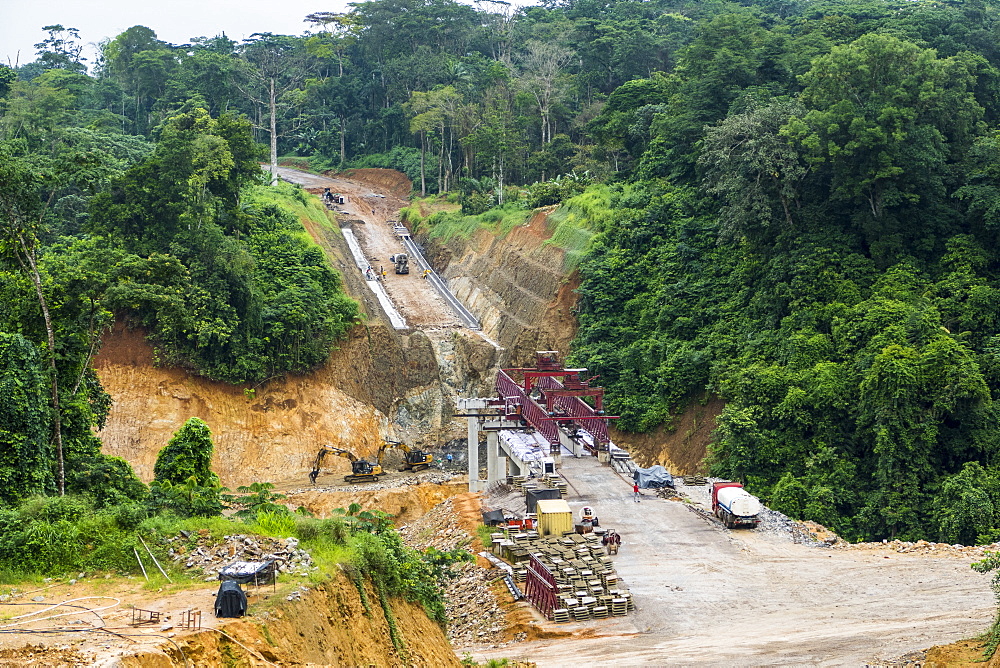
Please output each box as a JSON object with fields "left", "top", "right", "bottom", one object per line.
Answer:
{"left": 711, "top": 482, "right": 762, "bottom": 529}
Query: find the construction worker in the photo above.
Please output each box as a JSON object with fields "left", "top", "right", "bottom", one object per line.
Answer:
{"left": 423, "top": 269, "right": 432, "bottom": 279}
{"left": 633, "top": 482, "right": 641, "bottom": 502}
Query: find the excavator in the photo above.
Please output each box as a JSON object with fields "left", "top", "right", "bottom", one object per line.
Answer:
{"left": 309, "top": 446, "right": 384, "bottom": 484}
{"left": 377, "top": 439, "right": 433, "bottom": 472}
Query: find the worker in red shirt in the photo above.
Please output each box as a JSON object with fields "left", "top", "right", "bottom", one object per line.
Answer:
{"left": 633, "top": 482, "right": 641, "bottom": 502}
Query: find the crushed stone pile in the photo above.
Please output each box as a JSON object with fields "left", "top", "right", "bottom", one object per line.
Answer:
{"left": 163, "top": 532, "right": 316, "bottom": 580}
{"left": 443, "top": 561, "right": 513, "bottom": 648}
{"left": 398, "top": 497, "right": 472, "bottom": 552}
{"left": 398, "top": 498, "right": 512, "bottom": 648}
{"left": 835, "top": 538, "right": 1000, "bottom": 558}
{"left": 287, "top": 469, "right": 460, "bottom": 495}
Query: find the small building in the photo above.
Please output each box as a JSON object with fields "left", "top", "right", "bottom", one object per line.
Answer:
{"left": 536, "top": 499, "right": 573, "bottom": 537}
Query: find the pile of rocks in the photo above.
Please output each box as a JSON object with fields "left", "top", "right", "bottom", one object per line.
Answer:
{"left": 163, "top": 532, "right": 317, "bottom": 579}
{"left": 443, "top": 561, "right": 511, "bottom": 648}
{"left": 398, "top": 499, "right": 514, "bottom": 649}
{"left": 398, "top": 498, "right": 471, "bottom": 552}
{"left": 836, "top": 538, "right": 1000, "bottom": 558}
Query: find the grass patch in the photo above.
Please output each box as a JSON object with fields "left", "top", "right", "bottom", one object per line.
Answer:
{"left": 475, "top": 524, "right": 494, "bottom": 550}
{"left": 542, "top": 185, "right": 614, "bottom": 271}
{"left": 246, "top": 181, "right": 340, "bottom": 235}
{"left": 413, "top": 204, "right": 531, "bottom": 243}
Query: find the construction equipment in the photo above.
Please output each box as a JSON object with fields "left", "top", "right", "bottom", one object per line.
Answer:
{"left": 309, "top": 446, "right": 383, "bottom": 484}
{"left": 711, "top": 481, "right": 762, "bottom": 529}
{"left": 389, "top": 253, "right": 409, "bottom": 274}
{"left": 377, "top": 439, "right": 433, "bottom": 472}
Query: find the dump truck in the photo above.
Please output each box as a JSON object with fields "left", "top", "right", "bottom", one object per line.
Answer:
{"left": 711, "top": 481, "right": 762, "bottom": 529}
{"left": 309, "top": 446, "right": 384, "bottom": 484}
{"left": 389, "top": 253, "right": 409, "bottom": 274}
{"left": 377, "top": 439, "right": 433, "bottom": 471}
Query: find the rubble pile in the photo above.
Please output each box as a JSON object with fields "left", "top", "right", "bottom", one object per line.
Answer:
{"left": 163, "top": 532, "right": 317, "bottom": 579}
{"left": 398, "top": 498, "right": 472, "bottom": 551}
{"left": 442, "top": 561, "right": 511, "bottom": 647}
{"left": 398, "top": 499, "right": 513, "bottom": 649}
{"left": 753, "top": 508, "right": 827, "bottom": 545}
{"left": 654, "top": 487, "right": 681, "bottom": 500}
{"left": 288, "top": 469, "right": 459, "bottom": 495}
{"left": 836, "top": 539, "right": 1000, "bottom": 558}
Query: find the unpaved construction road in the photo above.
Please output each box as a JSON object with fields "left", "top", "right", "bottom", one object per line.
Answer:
{"left": 475, "top": 456, "right": 995, "bottom": 666}
{"left": 274, "top": 166, "right": 464, "bottom": 330}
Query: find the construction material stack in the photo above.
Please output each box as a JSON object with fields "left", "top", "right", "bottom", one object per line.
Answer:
{"left": 490, "top": 529, "right": 633, "bottom": 622}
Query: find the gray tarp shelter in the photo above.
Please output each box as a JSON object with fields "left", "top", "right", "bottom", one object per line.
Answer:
{"left": 633, "top": 465, "right": 674, "bottom": 489}
{"left": 214, "top": 580, "right": 247, "bottom": 618}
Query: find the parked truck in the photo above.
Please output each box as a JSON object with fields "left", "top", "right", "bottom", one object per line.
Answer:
{"left": 711, "top": 481, "right": 762, "bottom": 529}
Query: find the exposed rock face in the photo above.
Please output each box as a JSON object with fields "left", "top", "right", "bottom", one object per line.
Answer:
{"left": 420, "top": 208, "right": 580, "bottom": 368}
{"left": 95, "top": 323, "right": 398, "bottom": 487}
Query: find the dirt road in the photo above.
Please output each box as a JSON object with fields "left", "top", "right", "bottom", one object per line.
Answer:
{"left": 275, "top": 166, "right": 464, "bottom": 330}
{"left": 474, "top": 456, "right": 994, "bottom": 666}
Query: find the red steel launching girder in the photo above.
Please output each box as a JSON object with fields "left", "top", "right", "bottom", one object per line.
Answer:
{"left": 523, "top": 554, "right": 558, "bottom": 619}
{"left": 496, "top": 369, "right": 559, "bottom": 444}
{"left": 495, "top": 351, "right": 615, "bottom": 447}
{"left": 536, "top": 375, "right": 611, "bottom": 446}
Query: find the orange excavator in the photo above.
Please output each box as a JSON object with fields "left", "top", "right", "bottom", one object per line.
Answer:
{"left": 377, "top": 439, "right": 433, "bottom": 472}
{"left": 309, "top": 446, "right": 384, "bottom": 484}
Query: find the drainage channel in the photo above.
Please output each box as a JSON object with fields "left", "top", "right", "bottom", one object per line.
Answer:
{"left": 397, "top": 231, "right": 481, "bottom": 330}
{"left": 341, "top": 227, "right": 407, "bottom": 330}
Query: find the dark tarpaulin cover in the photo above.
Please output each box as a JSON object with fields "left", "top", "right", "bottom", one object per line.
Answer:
{"left": 215, "top": 580, "right": 248, "bottom": 618}
{"left": 482, "top": 509, "right": 505, "bottom": 525}
{"left": 633, "top": 465, "right": 674, "bottom": 489}
{"left": 525, "top": 488, "right": 561, "bottom": 514}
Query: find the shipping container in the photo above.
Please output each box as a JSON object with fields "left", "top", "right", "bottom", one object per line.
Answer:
{"left": 536, "top": 499, "right": 573, "bottom": 536}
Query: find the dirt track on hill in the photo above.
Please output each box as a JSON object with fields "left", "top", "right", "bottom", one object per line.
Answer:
{"left": 275, "top": 166, "right": 464, "bottom": 330}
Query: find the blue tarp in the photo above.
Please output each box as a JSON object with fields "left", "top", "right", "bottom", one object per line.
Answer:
{"left": 633, "top": 465, "right": 674, "bottom": 489}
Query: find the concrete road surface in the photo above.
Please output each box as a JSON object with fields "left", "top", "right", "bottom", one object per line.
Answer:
{"left": 473, "top": 456, "right": 994, "bottom": 666}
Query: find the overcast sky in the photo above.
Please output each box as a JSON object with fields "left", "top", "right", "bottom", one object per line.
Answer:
{"left": 1, "top": 0, "right": 353, "bottom": 69}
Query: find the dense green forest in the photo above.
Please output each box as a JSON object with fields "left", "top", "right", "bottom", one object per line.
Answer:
{"left": 5, "top": 0, "right": 1000, "bottom": 550}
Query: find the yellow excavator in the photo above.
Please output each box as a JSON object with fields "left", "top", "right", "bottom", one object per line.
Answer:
{"left": 309, "top": 446, "right": 384, "bottom": 484}
{"left": 377, "top": 439, "right": 434, "bottom": 472}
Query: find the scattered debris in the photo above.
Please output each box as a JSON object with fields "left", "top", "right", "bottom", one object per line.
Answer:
{"left": 398, "top": 498, "right": 513, "bottom": 649}
{"left": 163, "top": 534, "right": 316, "bottom": 578}
{"left": 288, "top": 469, "right": 460, "bottom": 495}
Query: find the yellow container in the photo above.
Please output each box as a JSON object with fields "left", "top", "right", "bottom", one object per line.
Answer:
{"left": 536, "top": 499, "right": 573, "bottom": 537}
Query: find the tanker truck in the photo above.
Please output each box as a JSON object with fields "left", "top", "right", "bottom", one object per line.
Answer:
{"left": 711, "top": 481, "right": 762, "bottom": 529}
